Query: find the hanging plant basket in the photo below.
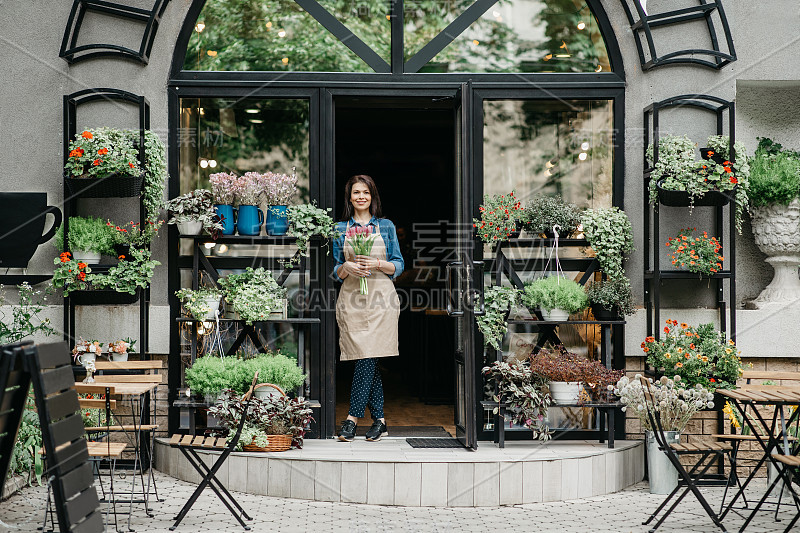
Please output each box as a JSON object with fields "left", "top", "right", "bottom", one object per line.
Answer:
{"left": 656, "top": 180, "right": 732, "bottom": 207}
{"left": 70, "top": 288, "right": 141, "bottom": 305}
{"left": 65, "top": 173, "right": 143, "bottom": 198}
{"left": 242, "top": 434, "right": 292, "bottom": 453}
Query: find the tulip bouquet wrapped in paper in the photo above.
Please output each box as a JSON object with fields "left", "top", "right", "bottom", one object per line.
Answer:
{"left": 346, "top": 225, "right": 376, "bottom": 295}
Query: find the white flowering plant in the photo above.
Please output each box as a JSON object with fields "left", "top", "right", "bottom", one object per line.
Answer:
{"left": 611, "top": 374, "right": 715, "bottom": 432}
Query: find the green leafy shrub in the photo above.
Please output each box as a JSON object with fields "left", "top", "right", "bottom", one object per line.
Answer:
{"left": 749, "top": 147, "right": 800, "bottom": 208}
{"left": 585, "top": 277, "right": 635, "bottom": 316}
{"left": 54, "top": 216, "right": 116, "bottom": 255}
{"left": 522, "top": 276, "right": 588, "bottom": 313}
{"left": 185, "top": 352, "right": 306, "bottom": 398}
{"left": 242, "top": 353, "right": 306, "bottom": 393}
{"left": 581, "top": 207, "right": 633, "bottom": 280}
{"left": 10, "top": 394, "right": 44, "bottom": 485}
{"left": 517, "top": 195, "right": 581, "bottom": 236}
{"left": 185, "top": 356, "right": 243, "bottom": 398}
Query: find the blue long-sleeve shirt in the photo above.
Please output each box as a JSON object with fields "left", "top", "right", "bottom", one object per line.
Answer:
{"left": 332, "top": 216, "right": 404, "bottom": 282}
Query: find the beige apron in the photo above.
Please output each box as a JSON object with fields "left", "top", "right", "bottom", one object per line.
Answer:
{"left": 336, "top": 221, "right": 400, "bottom": 360}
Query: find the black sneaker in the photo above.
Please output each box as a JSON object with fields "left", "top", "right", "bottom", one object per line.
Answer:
{"left": 365, "top": 420, "right": 388, "bottom": 442}
{"left": 337, "top": 419, "right": 357, "bottom": 442}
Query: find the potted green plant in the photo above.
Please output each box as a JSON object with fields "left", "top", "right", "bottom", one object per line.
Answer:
{"left": 218, "top": 267, "right": 288, "bottom": 324}
{"left": 88, "top": 247, "right": 159, "bottom": 298}
{"left": 528, "top": 348, "right": 586, "bottom": 404}
{"left": 243, "top": 352, "right": 307, "bottom": 400}
{"left": 747, "top": 139, "right": 800, "bottom": 307}
{"left": 473, "top": 191, "right": 522, "bottom": 243}
{"left": 642, "top": 319, "right": 743, "bottom": 390}
{"left": 107, "top": 220, "right": 161, "bottom": 259}
{"left": 175, "top": 287, "right": 224, "bottom": 320}
{"left": 517, "top": 195, "right": 581, "bottom": 238}
{"left": 184, "top": 355, "right": 241, "bottom": 400}
{"left": 666, "top": 228, "right": 723, "bottom": 277}
{"left": 612, "top": 374, "right": 714, "bottom": 494}
{"left": 521, "top": 276, "right": 587, "bottom": 321}
{"left": 54, "top": 216, "right": 116, "bottom": 264}
{"left": 580, "top": 207, "right": 633, "bottom": 281}
{"left": 476, "top": 286, "right": 520, "bottom": 349}
{"left": 165, "top": 189, "right": 223, "bottom": 235}
{"left": 585, "top": 277, "right": 635, "bottom": 320}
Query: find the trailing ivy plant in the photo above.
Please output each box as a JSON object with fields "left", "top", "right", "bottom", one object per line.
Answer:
{"left": 477, "top": 286, "right": 520, "bottom": 350}
{"left": 581, "top": 207, "right": 633, "bottom": 280}
{"left": 482, "top": 359, "right": 551, "bottom": 440}
{"left": 285, "top": 202, "right": 337, "bottom": 267}
{"left": 90, "top": 247, "right": 160, "bottom": 294}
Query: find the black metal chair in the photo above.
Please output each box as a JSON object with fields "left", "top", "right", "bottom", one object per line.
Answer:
{"left": 763, "top": 453, "right": 800, "bottom": 532}
{"left": 168, "top": 372, "right": 259, "bottom": 531}
{"left": 638, "top": 376, "right": 733, "bottom": 533}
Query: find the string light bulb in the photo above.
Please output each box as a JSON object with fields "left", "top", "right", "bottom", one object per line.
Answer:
{"left": 199, "top": 159, "right": 209, "bottom": 168}
{"left": 195, "top": 22, "right": 205, "bottom": 33}
{"left": 577, "top": 21, "right": 586, "bottom": 30}
{"left": 578, "top": 152, "right": 588, "bottom": 161}
{"left": 581, "top": 142, "right": 590, "bottom": 151}
{"left": 278, "top": 29, "right": 286, "bottom": 38}
{"left": 281, "top": 57, "right": 289, "bottom": 64}
{"left": 208, "top": 159, "right": 217, "bottom": 168}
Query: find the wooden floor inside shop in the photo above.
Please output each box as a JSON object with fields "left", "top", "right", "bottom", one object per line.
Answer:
{"left": 335, "top": 359, "right": 457, "bottom": 438}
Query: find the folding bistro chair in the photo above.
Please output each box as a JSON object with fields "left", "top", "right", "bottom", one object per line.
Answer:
{"left": 638, "top": 376, "right": 733, "bottom": 533}
{"left": 168, "top": 373, "right": 259, "bottom": 531}
{"left": 764, "top": 453, "right": 800, "bottom": 532}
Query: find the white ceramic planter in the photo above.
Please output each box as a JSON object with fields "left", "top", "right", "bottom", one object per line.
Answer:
{"left": 202, "top": 297, "right": 221, "bottom": 319}
{"left": 177, "top": 220, "right": 203, "bottom": 235}
{"left": 549, "top": 381, "right": 580, "bottom": 404}
{"left": 109, "top": 352, "right": 129, "bottom": 362}
{"left": 751, "top": 199, "right": 800, "bottom": 307}
{"left": 72, "top": 250, "right": 101, "bottom": 264}
{"left": 544, "top": 308, "right": 570, "bottom": 321}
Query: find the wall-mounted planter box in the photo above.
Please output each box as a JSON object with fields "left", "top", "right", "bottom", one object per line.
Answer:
{"left": 65, "top": 174, "right": 143, "bottom": 198}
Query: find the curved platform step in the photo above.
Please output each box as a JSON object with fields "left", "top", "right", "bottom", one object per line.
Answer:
{"left": 155, "top": 438, "right": 644, "bottom": 507}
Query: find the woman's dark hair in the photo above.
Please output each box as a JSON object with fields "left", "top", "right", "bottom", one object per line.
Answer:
{"left": 341, "top": 174, "right": 382, "bottom": 221}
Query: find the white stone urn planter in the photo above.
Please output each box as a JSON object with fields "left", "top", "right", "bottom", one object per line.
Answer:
{"left": 750, "top": 199, "right": 800, "bottom": 307}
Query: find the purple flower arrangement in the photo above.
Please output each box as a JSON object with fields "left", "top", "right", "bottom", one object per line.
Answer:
{"left": 260, "top": 170, "right": 298, "bottom": 206}
{"left": 208, "top": 172, "right": 238, "bottom": 205}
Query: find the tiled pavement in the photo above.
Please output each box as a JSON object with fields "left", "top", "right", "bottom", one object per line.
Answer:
{"left": 1, "top": 473, "right": 797, "bottom": 532}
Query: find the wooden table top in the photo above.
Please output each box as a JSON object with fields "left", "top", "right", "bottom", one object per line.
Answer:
{"left": 74, "top": 381, "right": 158, "bottom": 396}
{"left": 719, "top": 386, "right": 800, "bottom": 404}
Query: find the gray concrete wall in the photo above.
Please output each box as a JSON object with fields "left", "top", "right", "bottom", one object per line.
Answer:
{"left": 1, "top": 0, "right": 798, "bottom": 356}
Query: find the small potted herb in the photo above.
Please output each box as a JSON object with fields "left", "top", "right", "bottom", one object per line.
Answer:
{"left": 165, "top": 189, "right": 223, "bottom": 235}
{"left": 521, "top": 276, "right": 588, "bottom": 321}
{"left": 175, "top": 287, "right": 224, "bottom": 320}
{"left": 517, "top": 195, "right": 581, "bottom": 238}
{"left": 218, "top": 267, "right": 288, "bottom": 323}
{"left": 585, "top": 277, "right": 635, "bottom": 321}
{"left": 54, "top": 216, "right": 116, "bottom": 264}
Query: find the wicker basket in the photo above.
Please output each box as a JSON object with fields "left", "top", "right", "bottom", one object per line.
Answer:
{"left": 65, "top": 173, "right": 143, "bottom": 198}
{"left": 242, "top": 434, "right": 292, "bottom": 453}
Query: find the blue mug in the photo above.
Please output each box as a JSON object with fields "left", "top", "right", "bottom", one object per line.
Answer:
{"left": 215, "top": 204, "right": 237, "bottom": 235}
{"left": 237, "top": 205, "right": 263, "bottom": 236}
{"left": 266, "top": 205, "right": 289, "bottom": 236}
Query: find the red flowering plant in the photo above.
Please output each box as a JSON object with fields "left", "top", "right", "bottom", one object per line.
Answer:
{"left": 473, "top": 191, "right": 522, "bottom": 243}
{"left": 51, "top": 252, "right": 92, "bottom": 296}
{"left": 107, "top": 220, "right": 161, "bottom": 248}
{"left": 642, "top": 320, "right": 744, "bottom": 390}
{"left": 666, "top": 228, "right": 723, "bottom": 276}
{"left": 64, "top": 128, "right": 140, "bottom": 180}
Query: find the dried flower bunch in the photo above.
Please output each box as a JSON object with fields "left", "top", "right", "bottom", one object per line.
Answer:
{"left": 473, "top": 191, "right": 522, "bottom": 243}
{"left": 208, "top": 172, "right": 238, "bottom": 205}
{"left": 611, "top": 374, "right": 714, "bottom": 432}
{"left": 237, "top": 172, "right": 265, "bottom": 205}
{"left": 642, "top": 320, "right": 743, "bottom": 390}
{"left": 666, "top": 228, "right": 723, "bottom": 276}
{"left": 260, "top": 170, "right": 298, "bottom": 205}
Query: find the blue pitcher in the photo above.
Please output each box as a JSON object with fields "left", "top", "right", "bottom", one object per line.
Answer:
{"left": 215, "top": 204, "right": 237, "bottom": 235}
{"left": 237, "top": 205, "right": 263, "bottom": 236}
{"left": 266, "top": 205, "right": 289, "bottom": 236}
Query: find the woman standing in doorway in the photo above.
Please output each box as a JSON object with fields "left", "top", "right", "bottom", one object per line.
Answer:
{"left": 333, "top": 175, "right": 404, "bottom": 442}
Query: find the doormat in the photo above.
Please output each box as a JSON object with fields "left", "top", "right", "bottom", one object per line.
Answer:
{"left": 356, "top": 426, "right": 451, "bottom": 438}
{"left": 406, "top": 438, "right": 463, "bottom": 448}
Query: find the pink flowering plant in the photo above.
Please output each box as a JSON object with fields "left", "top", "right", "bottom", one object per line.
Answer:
{"left": 209, "top": 172, "right": 238, "bottom": 205}
{"left": 345, "top": 225, "right": 376, "bottom": 295}
{"left": 260, "top": 170, "right": 298, "bottom": 206}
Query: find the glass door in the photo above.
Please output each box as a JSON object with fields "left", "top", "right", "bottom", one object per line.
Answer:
{"left": 448, "top": 81, "right": 478, "bottom": 449}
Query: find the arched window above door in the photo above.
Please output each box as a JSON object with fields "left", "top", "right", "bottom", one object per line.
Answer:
{"left": 182, "top": 0, "right": 615, "bottom": 74}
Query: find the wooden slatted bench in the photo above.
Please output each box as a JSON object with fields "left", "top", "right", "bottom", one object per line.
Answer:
{"left": 85, "top": 442, "right": 127, "bottom": 458}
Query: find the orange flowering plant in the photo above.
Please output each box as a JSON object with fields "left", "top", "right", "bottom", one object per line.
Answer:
{"left": 666, "top": 228, "right": 723, "bottom": 276}
{"left": 51, "top": 252, "right": 92, "bottom": 296}
{"left": 64, "top": 128, "right": 140, "bottom": 180}
{"left": 473, "top": 190, "right": 522, "bottom": 243}
{"left": 642, "top": 320, "right": 743, "bottom": 390}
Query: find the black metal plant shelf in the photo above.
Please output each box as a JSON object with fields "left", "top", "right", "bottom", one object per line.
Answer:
{"left": 60, "top": 0, "right": 171, "bottom": 65}
{"left": 619, "top": 0, "right": 736, "bottom": 70}
{"left": 506, "top": 319, "right": 626, "bottom": 325}
{"left": 0, "top": 275, "right": 53, "bottom": 286}
{"left": 175, "top": 318, "right": 320, "bottom": 324}
{"left": 644, "top": 270, "right": 733, "bottom": 280}
{"left": 178, "top": 235, "right": 299, "bottom": 245}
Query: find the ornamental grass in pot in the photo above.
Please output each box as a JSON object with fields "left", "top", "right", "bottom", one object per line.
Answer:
{"left": 522, "top": 276, "right": 587, "bottom": 321}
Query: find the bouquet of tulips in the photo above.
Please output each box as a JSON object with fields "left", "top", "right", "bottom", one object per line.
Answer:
{"left": 345, "top": 225, "right": 376, "bottom": 295}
